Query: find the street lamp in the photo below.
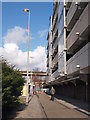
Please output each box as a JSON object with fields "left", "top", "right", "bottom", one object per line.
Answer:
{"left": 29, "top": 56, "right": 34, "bottom": 96}
{"left": 24, "top": 8, "right": 30, "bottom": 103}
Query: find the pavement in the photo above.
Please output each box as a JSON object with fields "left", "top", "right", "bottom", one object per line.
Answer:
{"left": 15, "top": 95, "right": 46, "bottom": 118}
{"left": 5, "top": 94, "right": 90, "bottom": 119}
{"left": 38, "top": 93, "right": 89, "bottom": 119}
{"left": 54, "top": 95, "right": 90, "bottom": 116}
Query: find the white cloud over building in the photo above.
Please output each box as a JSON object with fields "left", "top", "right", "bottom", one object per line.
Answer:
{"left": 1, "top": 26, "right": 46, "bottom": 71}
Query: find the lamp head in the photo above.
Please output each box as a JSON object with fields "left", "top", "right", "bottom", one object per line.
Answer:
{"left": 76, "top": 65, "right": 80, "bottom": 68}
{"left": 76, "top": 32, "right": 79, "bottom": 36}
{"left": 24, "top": 9, "right": 30, "bottom": 12}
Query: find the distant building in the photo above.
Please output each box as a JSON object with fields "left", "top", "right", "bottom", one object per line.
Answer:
{"left": 20, "top": 71, "right": 47, "bottom": 96}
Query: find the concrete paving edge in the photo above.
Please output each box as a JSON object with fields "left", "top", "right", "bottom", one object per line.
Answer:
{"left": 47, "top": 95, "right": 90, "bottom": 116}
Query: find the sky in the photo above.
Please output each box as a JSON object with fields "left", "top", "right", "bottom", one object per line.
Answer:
{"left": 1, "top": 2, "right": 53, "bottom": 71}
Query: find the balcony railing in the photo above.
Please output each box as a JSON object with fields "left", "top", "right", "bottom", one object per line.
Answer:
{"left": 52, "top": 21, "right": 58, "bottom": 43}
{"left": 52, "top": 53, "right": 58, "bottom": 66}
{"left": 66, "top": 2, "right": 77, "bottom": 29}
{"left": 52, "top": 4, "right": 58, "bottom": 27}
{"left": 52, "top": 69, "right": 58, "bottom": 80}
{"left": 66, "top": 2, "right": 87, "bottom": 30}
{"left": 66, "top": 42, "right": 89, "bottom": 75}
{"left": 52, "top": 37, "right": 58, "bottom": 54}
{"left": 67, "top": 3, "right": 89, "bottom": 52}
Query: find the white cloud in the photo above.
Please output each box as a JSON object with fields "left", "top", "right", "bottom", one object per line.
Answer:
{"left": 1, "top": 26, "right": 46, "bottom": 71}
{"left": 3, "top": 26, "right": 28, "bottom": 45}
{"left": 3, "top": 26, "right": 34, "bottom": 45}
{"left": 38, "top": 29, "right": 47, "bottom": 38}
{"left": 0, "top": 44, "right": 46, "bottom": 71}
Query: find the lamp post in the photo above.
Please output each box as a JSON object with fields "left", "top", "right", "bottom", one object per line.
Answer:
{"left": 24, "top": 8, "right": 30, "bottom": 103}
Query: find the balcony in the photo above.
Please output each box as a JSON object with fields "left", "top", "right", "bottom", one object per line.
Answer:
{"left": 52, "top": 37, "right": 58, "bottom": 53}
{"left": 52, "top": 3, "right": 58, "bottom": 28}
{"left": 52, "top": 61, "right": 58, "bottom": 72}
{"left": 52, "top": 21, "right": 58, "bottom": 43}
{"left": 67, "top": 3, "right": 89, "bottom": 53}
{"left": 52, "top": 47, "right": 58, "bottom": 60}
{"left": 66, "top": 2, "right": 87, "bottom": 30}
{"left": 52, "top": 13, "right": 58, "bottom": 32}
{"left": 52, "top": 32, "right": 58, "bottom": 45}
{"left": 66, "top": 42, "right": 90, "bottom": 75}
{"left": 52, "top": 69, "right": 58, "bottom": 80}
{"left": 52, "top": 53, "right": 58, "bottom": 66}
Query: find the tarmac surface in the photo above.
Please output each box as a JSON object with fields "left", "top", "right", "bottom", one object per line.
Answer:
{"left": 38, "top": 93, "right": 89, "bottom": 119}
{"left": 7, "top": 93, "right": 89, "bottom": 120}
{"left": 16, "top": 95, "right": 46, "bottom": 118}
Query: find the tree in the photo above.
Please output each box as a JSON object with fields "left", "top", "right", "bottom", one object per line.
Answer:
{"left": 2, "top": 61, "right": 25, "bottom": 107}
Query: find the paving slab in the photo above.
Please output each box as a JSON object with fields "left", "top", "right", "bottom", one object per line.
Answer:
{"left": 54, "top": 95, "right": 89, "bottom": 116}
{"left": 38, "top": 94, "right": 89, "bottom": 119}
{"left": 16, "top": 95, "right": 46, "bottom": 118}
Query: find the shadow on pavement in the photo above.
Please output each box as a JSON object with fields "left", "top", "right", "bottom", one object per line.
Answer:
{"left": 54, "top": 95, "right": 89, "bottom": 112}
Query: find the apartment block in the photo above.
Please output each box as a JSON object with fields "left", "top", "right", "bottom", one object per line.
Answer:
{"left": 47, "top": 0, "right": 90, "bottom": 102}
{"left": 47, "top": 16, "right": 53, "bottom": 83}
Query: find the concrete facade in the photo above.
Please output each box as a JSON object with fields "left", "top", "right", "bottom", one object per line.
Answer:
{"left": 47, "top": 16, "right": 53, "bottom": 83}
{"left": 46, "top": 1, "right": 90, "bottom": 102}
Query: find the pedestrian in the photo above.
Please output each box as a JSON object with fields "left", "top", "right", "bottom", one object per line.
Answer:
{"left": 50, "top": 86, "right": 55, "bottom": 101}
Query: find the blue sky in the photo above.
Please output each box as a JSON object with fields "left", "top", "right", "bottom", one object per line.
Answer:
{"left": 2, "top": 2, "right": 53, "bottom": 52}
{"left": 1, "top": 2, "right": 53, "bottom": 71}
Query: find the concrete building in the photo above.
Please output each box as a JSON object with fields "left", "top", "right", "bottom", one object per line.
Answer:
{"left": 52, "top": 1, "right": 59, "bottom": 81}
{"left": 47, "top": 16, "right": 53, "bottom": 83}
{"left": 47, "top": 1, "right": 90, "bottom": 102}
{"left": 47, "top": 1, "right": 58, "bottom": 84}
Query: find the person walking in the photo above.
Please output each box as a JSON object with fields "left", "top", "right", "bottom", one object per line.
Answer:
{"left": 50, "top": 86, "right": 55, "bottom": 101}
